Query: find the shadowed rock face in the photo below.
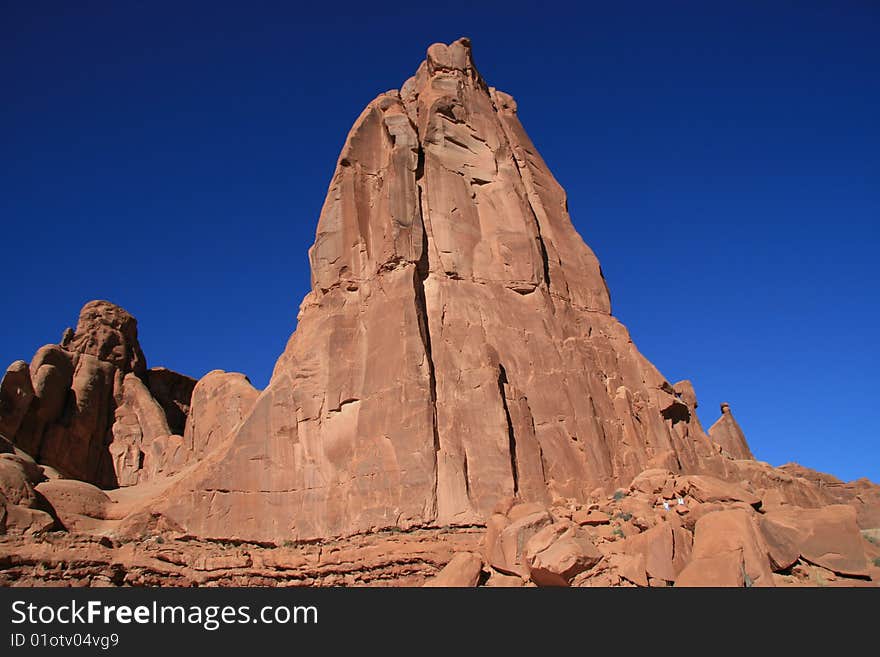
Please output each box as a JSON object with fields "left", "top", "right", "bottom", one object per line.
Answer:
{"left": 145, "top": 368, "right": 197, "bottom": 437}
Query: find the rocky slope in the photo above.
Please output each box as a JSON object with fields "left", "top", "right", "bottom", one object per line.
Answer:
{"left": 1, "top": 38, "right": 878, "bottom": 587}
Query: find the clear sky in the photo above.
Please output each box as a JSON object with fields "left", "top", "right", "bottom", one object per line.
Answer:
{"left": 2, "top": 2, "right": 877, "bottom": 482}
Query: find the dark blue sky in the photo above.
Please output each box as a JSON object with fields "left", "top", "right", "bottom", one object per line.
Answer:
{"left": 2, "top": 2, "right": 877, "bottom": 482}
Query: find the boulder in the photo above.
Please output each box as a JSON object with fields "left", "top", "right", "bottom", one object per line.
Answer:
{"left": 36, "top": 479, "right": 112, "bottom": 526}
{"left": 629, "top": 469, "right": 675, "bottom": 496}
{"left": 525, "top": 522, "right": 601, "bottom": 586}
{"left": 677, "top": 509, "right": 774, "bottom": 587}
{"left": 760, "top": 505, "right": 867, "bottom": 577}
{"left": 757, "top": 514, "right": 801, "bottom": 571}
{"left": 484, "top": 569, "right": 525, "bottom": 587}
{"left": 422, "top": 552, "right": 483, "bottom": 587}
{"left": 611, "top": 522, "right": 691, "bottom": 583}
{"left": 0, "top": 360, "right": 34, "bottom": 440}
{"left": 487, "top": 509, "right": 553, "bottom": 578}
{"left": 676, "top": 551, "right": 745, "bottom": 587}
{"left": 2, "top": 503, "right": 55, "bottom": 535}
{"left": 0, "top": 455, "right": 55, "bottom": 536}
{"left": 676, "top": 475, "right": 761, "bottom": 507}
{"left": 672, "top": 380, "right": 698, "bottom": 410}
{"left": 611, "top": 553, "right": 649, "bottom": 587}
{"left": 573, "top": 509, "right": 610, "bottom": 526}
{"left": 0, "top": 455, "right": 41, "bottom": 507}
{"left": 182, "top": 371, "right": 259, "bottom": 460}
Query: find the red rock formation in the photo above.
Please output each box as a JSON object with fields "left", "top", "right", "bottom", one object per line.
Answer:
{"left": 0, "top": 361, "right": 33, "bottom": 442}
{"left": 145, "top": 368, "right": 197, "bottom": 437}
{"left": 1, "top": 38, "right": 878, "bottom": 588}
{"left": 0, "top": 449, "right": 57, "bottom": 536}
{"left": 150, "top": 38, "right": 740, "bottom": 544}
{"left": 66, "top": 300, "right": 147, "bottom": 378}
{"left": 0, "top": 301, "right": 195, "bottom": 488}
{"left": 111, "top": 373, "right": 173, "bottom": 485}
{"left": 142, "top": 370, "right": 258, "bottom": 481}
{"left": 708, "top": 402, "right": 754, "bottom": 460}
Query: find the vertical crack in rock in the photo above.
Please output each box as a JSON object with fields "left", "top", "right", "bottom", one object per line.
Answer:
{"left": 411, "top": 141, "right": 442, "bottom": 520}
{"left": 462, "top": 449, "right": 472, "bottom": 505}
{"left": 492, "top": 104, "right": 552, "bottom": 289}
{"left": 537, "top": 223, "right": 552, "bottom": 290}
{"left": 497, "top": 364, "right": 519, "bottom": 496}
{"left": 598, "top": 265, "right": 612, "bottom": 310}
{"left": 413, "top": 268, "right": 441, "bottom": 519}
{"left": 525, "top": 398, "right": 549, "bottom": 488}
{"left": 527, "top": 198, "right": 553, "bottom": 289}
{"left": 538, "top": 443, "right": 548, "bottom": 488}
{"left": 670, "top": 524, "right": 678, "bottom": 565}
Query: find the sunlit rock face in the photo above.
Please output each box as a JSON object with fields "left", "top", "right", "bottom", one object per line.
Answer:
{"left": 154, "top": 39, "right": 734, "bottom": 543}
{"left": 2, "top": 39, "right": 878, "bottom": 590}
